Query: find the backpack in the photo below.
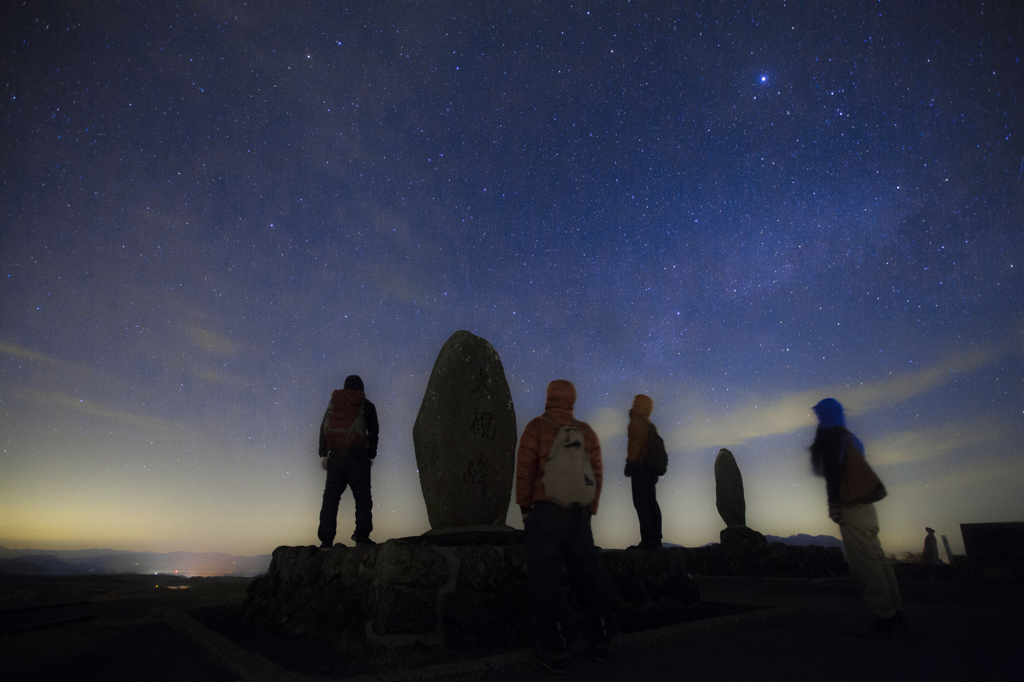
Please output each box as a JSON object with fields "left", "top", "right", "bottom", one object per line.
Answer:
{"left": 839, "top": 436, "right": 886, "bottom": 505}
{"left": 322, "top": 390, "right": 367, "bottom": 451}
{"left": 541, "top": 417, "right": 596, "bottom": 508}
{"left": 644, "top": 423, "right": 668, "bottom": 476}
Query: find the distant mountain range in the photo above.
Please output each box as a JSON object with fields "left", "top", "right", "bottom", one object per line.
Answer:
{"left": 0, "top": 546, "right": 272, "bottom": 577}
{"left": 763, "top": 534, "right": 844, "bottom": 548}
{"left": 671, "top": 533, "right": 844, "bottom": 550}
{"left": 1, "top": 534, "right": 844, "bottom": 576}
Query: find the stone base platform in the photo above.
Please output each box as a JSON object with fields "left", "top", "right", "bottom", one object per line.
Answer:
{"left": 243, "top": 539, "right": 847, "bottom": 655}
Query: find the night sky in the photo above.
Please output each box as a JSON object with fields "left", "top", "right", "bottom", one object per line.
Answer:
{"left": 2, "top": 2, "right": 1022, "bottom": 559}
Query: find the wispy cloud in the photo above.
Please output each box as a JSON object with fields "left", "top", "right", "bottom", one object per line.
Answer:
{"left": 589, "top": 407, "right": 626, "bottom": 444}
{"left": 23, "top": 389, "right": 173, "bottom": 431}
{"left": 672, "top": 350, "right": 1000, "bottom": 451}
{"left": 897, "top": 455, "right": 1024, "bottom": 495}
{"left": 866, "top": 420, "right": 1008, "bottom": 467}
{"left": 0, "top": 342, "right": 63, "bottom": 365}
{"left": 840, "top": 351, "right": 995, "bottom": 417}
{"left": 195, "top": 368, "right": 246, "bottom": 388}
{"left": 186, "top": 326, "right": 241, "bottom": 355}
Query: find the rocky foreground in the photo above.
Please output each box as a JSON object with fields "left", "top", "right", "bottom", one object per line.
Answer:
{"left": 244, "top": 539, "right": 847, "bottom": 656}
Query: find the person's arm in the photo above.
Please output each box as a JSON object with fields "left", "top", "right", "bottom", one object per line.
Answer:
{"left": 586, "top": 426, "right": 603, "bottom": 515}
{"left": 318, "top": 409, "right": 329, "bottom": 461}
{"left": 516, "top": 421, "right": 540, "bottom": 519}
{"left": 364, "top": 401, "right": 380, "bottom": 457}
{"left": 823, "top": 434, "right": 845, "bottom": 523}
{"left": 626, "top": 415, "right": 647, "bottom": 463}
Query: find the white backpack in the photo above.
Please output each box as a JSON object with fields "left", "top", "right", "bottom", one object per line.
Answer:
{"left": 541, "top": 417, "right": 596, "bottom": 508}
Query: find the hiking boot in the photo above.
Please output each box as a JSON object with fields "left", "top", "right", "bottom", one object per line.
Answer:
{"left": 319, "top": 542, "right": 333, "bottom": 550}
{"left": 588, "top": 615, "right": 611, "bottom": 661}
{"left": 532, "top": 640, "right": 570, "bottom": 674}
{"left": 352, "top": 537, "right": 377, "bottom": 546}
{"left": 858, "top": 614, "right": 897, "bottom": 639}
{"left": 894, "top": 609, "right": 910, "bottom": 635}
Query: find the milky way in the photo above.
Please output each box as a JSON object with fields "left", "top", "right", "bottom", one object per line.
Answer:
{"left": 2, "top": 2, "right": 1021, "bottom": 556}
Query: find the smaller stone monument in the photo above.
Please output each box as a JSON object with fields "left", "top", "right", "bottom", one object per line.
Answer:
{"left": 714, "top": 448, "right": 766, "bottom": 547}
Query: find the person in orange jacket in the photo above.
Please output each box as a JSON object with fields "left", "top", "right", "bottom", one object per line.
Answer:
{"left": 625, "top": 394, "right": 662, "bottom": 548}
{"left": 516, "top": 379, "right": 611, "bottom": 673}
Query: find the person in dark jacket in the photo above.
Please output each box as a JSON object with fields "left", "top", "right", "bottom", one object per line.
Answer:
{"left": 318, "top": 375, "right": 379, "bottom": 547}
{"left": 810, "top": 398, "right": 905, "bottom": 637}
{"left": 625, "top": 394, "right": 662, "bottom": 548}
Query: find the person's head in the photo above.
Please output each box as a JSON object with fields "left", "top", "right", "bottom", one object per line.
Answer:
{"left": 545, "top": 379, "right": 577, "bottom": 413}
{"left": 343, "top": 375, "right": 364, "bottom": 391}
{"left": 809, "top": 398, "right": 846, "bottom": 476}
{"left": 926, "top": 527, "right": 935, "bottom": 534}
{"left": 632, "top": 394, "right": 653, "bottom": 417}
{"left": 812, "top": 398, "right": 845, "bottom": 429}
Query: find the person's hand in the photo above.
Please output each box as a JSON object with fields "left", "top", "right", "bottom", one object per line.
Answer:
{"left": 521, "top": 506, "right": 532, "bottom": 523}
{"left": 828, "top": 505, "right": 845, "bottom": 525}
{"left": 320, "top": 456, "right": 328, "bottom": 471}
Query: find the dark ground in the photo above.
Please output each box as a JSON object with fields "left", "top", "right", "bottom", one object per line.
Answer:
{"left": 1, "top": 572, "right": 1022, "bottom": 681}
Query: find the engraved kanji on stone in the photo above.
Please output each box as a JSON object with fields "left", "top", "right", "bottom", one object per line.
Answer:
{"left": 469, "top": 368, "right": 493, "bottom": 396}
{"left": 463, "top": 453, "right": 500, "bottom": 497}
{"left": 469, "top": 408, "right": 497, "bottom": 439}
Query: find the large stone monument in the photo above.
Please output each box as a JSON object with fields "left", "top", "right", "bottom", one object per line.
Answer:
{"left": 413, "top": 330, "right": 517, "bottom": 531}
{"left": 714, "top": 448, "right": 766, "bottom": 547}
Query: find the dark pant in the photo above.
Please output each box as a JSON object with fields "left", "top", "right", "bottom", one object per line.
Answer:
{"left": 631, "top": 466, "right": 662, "bottom": 547}
{"left": 525, "top": 501, "right": 611, "bottom": 652}
{"left": 317, "top": 450, "right": 373, "bottom": 545}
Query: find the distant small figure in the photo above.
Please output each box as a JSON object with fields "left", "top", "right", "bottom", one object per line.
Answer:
{"left": 810, "top": 398, "right": 906, "bottom": 638}
{"left": 317, "top": 375, "right": 379, "bottom": 548}
{"left": 516, "top": 379, "right": 612, "bottom": 673}
{"left": 624, "top": 394, "right": 663, "bottom": 548}
{"left": 921, "top": 527, "right": 941, "bottom": 564}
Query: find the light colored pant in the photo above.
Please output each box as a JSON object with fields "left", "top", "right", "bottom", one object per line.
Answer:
{"left": 840, "top": 503, "right": 903, "bottom": 618}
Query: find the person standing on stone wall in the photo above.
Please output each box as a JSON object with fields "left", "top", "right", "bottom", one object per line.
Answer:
{"left": 624, "top": 394, "right": 663, "bottom": 548}
{"left": 810, "top": 398, "right": 906, "bottom": 638}
{"left": 317, "top": 375, "right": 379, "bottom": 548}
{"left": 516, "top": 379, "right": 612, "bottom": 673}
{"left": 921, "top": 527, "right": 940, "bottom": 564}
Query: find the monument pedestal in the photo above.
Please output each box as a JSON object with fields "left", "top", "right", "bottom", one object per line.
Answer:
{"left": 720, "top": 525, "right": 767, "bottom": 547}
{"left": 407, "top": 524, "right": 525, "bottom": 547}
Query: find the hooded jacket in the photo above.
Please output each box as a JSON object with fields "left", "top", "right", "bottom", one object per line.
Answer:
{"left": 515, "top": 380, "right": 604, "bottom": 515}
{"left": 626, "top": 394, "right": 654, "bottom": 464}
{"left": 811, "top": 398, "right": 877, "bottom": 507}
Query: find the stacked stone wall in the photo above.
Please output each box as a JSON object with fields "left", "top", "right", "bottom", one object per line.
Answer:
{"left": 244, "top": 539, "right": 847, "bottom": 654}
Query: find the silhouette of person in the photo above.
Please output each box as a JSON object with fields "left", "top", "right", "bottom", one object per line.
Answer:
{"left": 317, "top": 375, "right": 379, "bottom": 547}
{"left": 810, "top": 398, "right": 906, "bottom": 638}
{"left": 625, "top": 394, "right": 662, "bottom": 548}
{"left": 516, "top": 379, "right": 612, "bottom": 672}
{"left": 921, "top": 527, "right": 940, "bottom": 564}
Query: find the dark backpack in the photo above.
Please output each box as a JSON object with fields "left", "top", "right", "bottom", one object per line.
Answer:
{"left": 644, "top": 423, "right": 668, "bottom": 476}
{"left": 322, "top": 391, "right": 367, "bottom": 451}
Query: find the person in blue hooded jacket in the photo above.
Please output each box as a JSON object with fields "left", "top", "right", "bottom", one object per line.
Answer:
{"left": 810, "top": 398, "right": 906, "bottom": 638}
